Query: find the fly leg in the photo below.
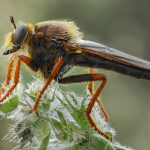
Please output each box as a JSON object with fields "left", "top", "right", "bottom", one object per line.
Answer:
{"left": 0, "top": 56, "right": 21, "bottom": 103}
{"left": 57, "top": 73, "right": 111, "bottom": 140}
{"left": 28, "top": 57, "right": 63, "bottom": 115}
{"left": 0, "top": 56, "right": 14, "bottom": 97}
{"left": 0, "top": 55, "right": 39, "bottom": 103}
{"left": 88, "top": 68, "right": 109, "bottom": 121}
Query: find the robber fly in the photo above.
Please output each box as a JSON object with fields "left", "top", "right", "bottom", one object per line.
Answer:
{"left": 1, "top": 16, "right": 150, "bottom": 140}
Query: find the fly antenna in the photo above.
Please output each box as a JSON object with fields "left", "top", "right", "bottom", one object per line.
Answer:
{"left": 9, "top": 16, "right": 16, "bottom": 29}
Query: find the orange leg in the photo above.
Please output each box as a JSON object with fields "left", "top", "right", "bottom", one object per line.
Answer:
{"left": 0, "top": 55, "right": 39, "bottom": 103}
{"left": 86, "top": 74, "right": 111, "bottom": 140}
{"left": 0, "top": 57, "right": 20, "bottom": 103}
{"left": 0, "top": 56, "right": 14, "bottom": 97}
{"left": 88, "top": 68, "right": 109, "bottom": 121}
{"left": 0, "top": 55, "right": 63, "bottom": 115}
{"left": 28, "top": 57, "right": 63, "bottom": 115}
{"left": 87, "top": 68, "right": 94, "bottom": 94}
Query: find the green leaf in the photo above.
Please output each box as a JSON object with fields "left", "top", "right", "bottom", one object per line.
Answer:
{"left": 39, "top": 133, "right": 50, "bottom": 150}
{"left": 66, "top": 87, "right": 78, "bottom": 106}
{"left": 92, "top": 133, "right": 114, "bottom": 150}
{"left": 0, "top": 95, "right": 19, "bottom": 113}
{"left": 56, "top": 110, "right": 67, "bottom": 127}
{"left": 35, "top": 119, "right": 51, "bottom": 142}
{"left": 51, "top": 118, "right": 68, "bottom": 140}
{"left": 104, "top": 131, "right": 113, "bottom": 139}
{"left": 25, "top": 92, "right": 36, "bottom": 101}
{"left": 41, "top": 100, "right": 50, "bottom": 111}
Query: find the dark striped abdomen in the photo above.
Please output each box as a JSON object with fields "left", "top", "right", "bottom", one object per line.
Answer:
{"left": 74, "top": 52, "right": 150, "bottom": 81}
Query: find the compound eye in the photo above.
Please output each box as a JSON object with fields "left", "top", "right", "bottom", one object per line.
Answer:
{"left": 14, "top": 23, "right": 28, "bottom": 45}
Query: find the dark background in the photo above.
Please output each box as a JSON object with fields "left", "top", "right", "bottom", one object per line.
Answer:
{"left": 0, "top": 1, "right": 150, "bottom": 150}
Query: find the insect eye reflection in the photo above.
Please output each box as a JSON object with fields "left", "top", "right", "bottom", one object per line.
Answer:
{"left": 13, "top": 23, "right": 28, "bottom": 45}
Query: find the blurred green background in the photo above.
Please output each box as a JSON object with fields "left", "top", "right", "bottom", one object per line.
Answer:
{"left": 0, "top": 0, "right": 150, "bottom": 150}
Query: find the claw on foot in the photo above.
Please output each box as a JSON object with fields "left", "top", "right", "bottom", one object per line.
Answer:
{"left": 28, "top": 108, "right": 39, "bottom": 116}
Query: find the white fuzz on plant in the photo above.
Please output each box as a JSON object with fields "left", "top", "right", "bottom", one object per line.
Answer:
{"left": 0, "top": 77, "right": 133, "bottom": 150}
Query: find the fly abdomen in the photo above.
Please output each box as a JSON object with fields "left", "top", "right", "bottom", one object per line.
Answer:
{"left": 74, "top": 52, "right": 150, "bottom": 81}
{"left": 96, "top": 58, "right": 150, "bottom": 80}
{"left": 111, "top": 63, "right": 150, "bottom": 80}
